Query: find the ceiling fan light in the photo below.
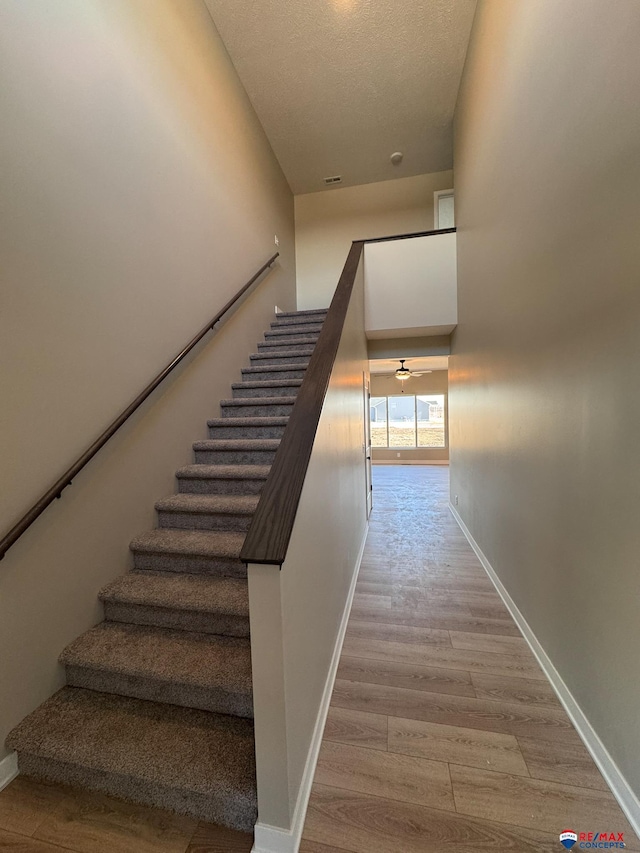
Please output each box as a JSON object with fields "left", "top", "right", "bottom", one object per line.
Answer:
{"left": 394, "top": 359, "right": 412, "bottom": 381}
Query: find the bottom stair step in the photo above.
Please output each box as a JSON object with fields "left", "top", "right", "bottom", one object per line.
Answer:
{"left": 6, "top": 686, "right": 257, "bottom": 831}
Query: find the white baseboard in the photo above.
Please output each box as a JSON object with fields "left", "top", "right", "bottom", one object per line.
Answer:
{"left": 372, "top": 460, "right": 449, "bottom": 466}
{"left": 252, "top": 523, "right": 369, "bottom": 853}
{"left": 0, "top": 752, "right": 18, "bottom": 792}
{"left": 449, "top": 502, "right": 640, "bottom": 839}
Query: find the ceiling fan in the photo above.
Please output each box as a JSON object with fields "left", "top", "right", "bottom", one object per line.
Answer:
{"left": 378, "top": 358, "right": 433, "bottom": 386}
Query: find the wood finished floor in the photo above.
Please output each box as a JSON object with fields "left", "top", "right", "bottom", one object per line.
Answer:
{"left": 1, "top": 466, "right": 637, "bottom": 852}
{"left": 0, "top": 776, "right": 253, "bottom": 852}
{"left": 300, "top": 465, "right": 639, "bottom": 853}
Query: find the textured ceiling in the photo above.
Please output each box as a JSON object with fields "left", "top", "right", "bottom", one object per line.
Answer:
{"left": 204, "top": 0, "right": 477, "bottom": 194}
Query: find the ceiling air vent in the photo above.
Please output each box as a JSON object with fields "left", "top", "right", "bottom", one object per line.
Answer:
{"left": 324, "top": 175, "right": 342, "bottom": 185}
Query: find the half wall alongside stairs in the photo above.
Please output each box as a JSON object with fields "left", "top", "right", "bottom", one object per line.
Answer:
{"left": 248, "top": 250, "right": 369, "bottom": 853}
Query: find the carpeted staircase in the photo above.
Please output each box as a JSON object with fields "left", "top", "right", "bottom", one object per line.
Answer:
{"left": 6, "top": 308, "right": 327, "bottom": 833}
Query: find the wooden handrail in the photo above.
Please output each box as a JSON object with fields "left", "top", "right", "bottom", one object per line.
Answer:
{"left": 241, "top": 241, "right": 364, "bottom": 566}
{"left": 363, "top": 226, "right": 456, "bottom": 244}
{"left": 0, "top": 253, "right": 280, "bottom": 561}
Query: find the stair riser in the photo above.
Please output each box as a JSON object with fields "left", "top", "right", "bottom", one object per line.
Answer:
{"left": 157, "top": 509, "right": 253, "bottom": 532}
{"left": 178, "top": 476, "right": 266, "bottom": 496}
{"left": 249, "top": 352, "right": 313, "bottom": 365}
{"left": 207, "top": 423, "right": 287, "bottom": 439}
{"left": 103, "top": 602, "right": 250, "bottom": 637}
{"left": 232, "top": 384, "right": 300, "bottom": 398}
{"left": 65, "top": 666, "right": 253, "bottom": 719}
{"left": 241, "top": 367, "right": 306, "bottom": 381}
{"left": 257, "top": 339, "right": 317, "bottom": 353}
{"left": 265, "top": 325, "right": 322, "bottom": 338}
{"left": 16, "top": 754, "right": 257, "bottom": 832}
{"left": 193, "top": 448, "right": 277, "bottom": 465}
{"left": 221, "top": 402, "right": 294, "bottom": 418}
{"left": 132, "top": 551, "right": 247, "bottom": 576}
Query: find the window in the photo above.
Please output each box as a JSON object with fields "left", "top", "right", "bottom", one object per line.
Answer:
{"left": 388, "top": 395, "right": 416, "bottom": 446}
{"left": 370, "top": 394, "right": 446, "bottom": 448}
{"left": 434, "top": 189, "right": 455, "bottom": 229}
{"left": 417, "top": 395, "right": 446, "bottom": 447}
{"left": 370, "top": 397, "right": 388, "bottom": 447}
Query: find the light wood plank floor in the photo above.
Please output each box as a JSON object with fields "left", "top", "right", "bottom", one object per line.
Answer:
{"left": 0, "top": 776, "right": 253, "bottom": 852}
{"left": 300, "top": 465, "right": 639, "bottom": 853}
{"left": 2, "top": 465, "right": 637, "bottom": 852}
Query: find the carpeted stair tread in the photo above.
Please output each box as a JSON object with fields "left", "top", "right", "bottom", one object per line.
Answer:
{"left": 269, "top": 318, "right": 323, "bottom": 326}
{"left": 276, "top": 308, "right": 327, "bottom": 319}
{"left": 270, "top": 316, "right": 324, "bottom": 327}
{"left": 100, "top": 571, "right": 249, "bottom": 617}
{"left": 231, "top": 379, "right": 302, "bottom": 390}
{"left": 130, "top": 529, "right": 245, "bottom": 559}
{"left": 6, "top": 687, "right": 256, "bottom": 828}
{"left": 192, "top": 439, "right": 280, "bottom": 452}
{"left": 176, "top": 464, "right": 271, "bottom": 480}
{"left": 269, "top": 317, "right": 325, "bottom": 330}
{"left": 265, "top": 325, "right": 322, "bottom": 338}
{"left": 99, "top": 571, "right": 250, "bottom": 636}
{"left": 156, "top": 492, "right": 258, "bottom": 515}
{"left": 219, "top": 400, "right": 294, "bottom": 421}
{"left": 207, "top": 416, "right": 289, "bottom": 428}
{"left": 258, "top": 337, "right": 318, "bottom": 347}
{"left": 155, "top": 493, "right": 259, "bottom": 517}
{"left": 241, "top": 363, "right": 308, "bottom": 375}
{"left": 239, "top": 370, "right": 305, "bottom": 383}
{"left": 192, "top": 438, "right": 280, "bottom": 466}
{"left": 176, "top": 465, "right": 271, "bottom": 499}
{"left": 249, "top": 348, "right": 316, "bottom": 358}
{"left": 206, "top": 418, "right": 289, "bottom": 441}
{"left": 249, "top": 349, "right": 313, "bottom": 360}
{"left": 60, "top": 622, "right": 252, "bottom": 697}
{"left": 219, "top": 396, "right": 296, "bottom": 407}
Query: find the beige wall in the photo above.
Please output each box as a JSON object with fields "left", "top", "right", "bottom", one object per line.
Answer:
{"left": 451, "top": 0, "right": 640, "bottom": 803}
{"left": 364, "top": 233, "right": 457, "bottom": 338}
{"left": 368, "top": 335, "right": 451, "bottom": 360}
{"left": 0, "top": 0, "right": 295, "bottom": 762}
{"left": 248, "top": 254, "right": 369, "bottom": 840}
{"left": 295, "top": 171, "right": 454, "bottom": 309}
{"left": 371, "top": 370, "right": 449, "bottom": 463}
